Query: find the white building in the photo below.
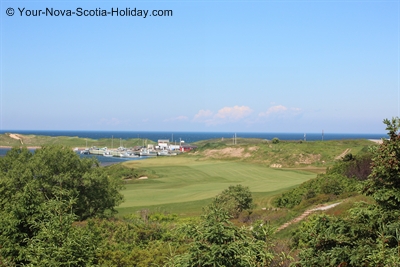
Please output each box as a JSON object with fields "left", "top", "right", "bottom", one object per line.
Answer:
{"left": 158, "top": 139, "right": 169, "bottom": 149}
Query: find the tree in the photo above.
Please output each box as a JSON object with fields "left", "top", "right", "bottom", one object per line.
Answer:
{"left": 363, "top": 117, "right": 400, "bottom": 210}
{"left": 0, "top": 145, "right": 123, "bottom": 265}
{"left": 212, "top": 184, "right": 253, "bottom": 218}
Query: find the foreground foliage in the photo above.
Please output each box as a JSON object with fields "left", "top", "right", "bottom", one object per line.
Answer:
{"left": 170, "top": 204, "right": 275, "bottom": 266}
{"left": 292, "top": 118, "right": 400, "bottom": 266}
{"left": 0, "top": 145, "right": 123, "bottom": 266}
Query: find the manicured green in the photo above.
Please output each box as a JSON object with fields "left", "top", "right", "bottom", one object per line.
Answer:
{"left": 117, "top": 157, "right": 315, "bottom": 215}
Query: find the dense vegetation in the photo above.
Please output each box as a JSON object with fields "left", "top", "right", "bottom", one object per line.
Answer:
{"left": 291, "top": 118, "right": 400, "bottom": 266}
{"left": 0, "top": 145, "right": 124, "bottom": 266}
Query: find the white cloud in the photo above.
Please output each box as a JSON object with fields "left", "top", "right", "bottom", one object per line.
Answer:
{"left": 259, "top": 105, "right": 301, "bottom": 117}
{"left": 164, "top": 115, "right": 189, "bottom": 122}
{"left": 214, "top": 105, "right": 253, "bottom": 120}
{"left": 193, "top": 106, "right": 253, "bottom": 125}
{"left": 193, "top": 110, "right": 213, "bottom": 122}
{"left": 259, "top": 105, "right": 288, "bottom": 117}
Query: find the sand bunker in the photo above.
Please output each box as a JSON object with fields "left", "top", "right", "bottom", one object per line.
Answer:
{"left": 296, "top": 153, "right": 321, "bottom": 164}
{"left": 203, "top": 147, "right": 251, "bottom": 158}
{"left": 270, "top": 164, "right": 282, "bottom": 168}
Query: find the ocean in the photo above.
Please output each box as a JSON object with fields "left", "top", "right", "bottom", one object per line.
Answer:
{"left": 0, "top": 130, "right": 387, "bottom": 165}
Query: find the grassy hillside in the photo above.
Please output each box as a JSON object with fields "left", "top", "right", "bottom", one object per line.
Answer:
{"left": 0, "top": 133, "right": 156, "bottom": 148}
{"left": 192, "top": 138, "right": 376, "bottom": 167}
{"left": 117, "top": 157, "right": 315, "bottom": 216}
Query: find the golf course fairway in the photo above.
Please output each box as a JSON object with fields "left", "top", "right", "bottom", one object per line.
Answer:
{"left": 117, "top": 157, "right": 316, "bottom": 215}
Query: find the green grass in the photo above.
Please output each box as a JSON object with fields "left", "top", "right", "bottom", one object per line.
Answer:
{"left": 117, "top": 157, "right": 316, "bottom": 216}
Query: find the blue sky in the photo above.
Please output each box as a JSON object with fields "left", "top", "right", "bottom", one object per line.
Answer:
{"left": 1, "top": 0, "right": 398, "bottom": 133}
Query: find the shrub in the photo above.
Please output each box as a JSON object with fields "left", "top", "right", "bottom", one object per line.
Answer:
{"left": 212, "top": 184, "right": 254, "bottom": 218}
{"left": 272, "top": 138, "right": 280, "bottom": 144}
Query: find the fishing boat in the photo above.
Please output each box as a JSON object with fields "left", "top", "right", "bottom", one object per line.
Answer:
{"left": 80, "top": 149, "right": 90, "bottom": 155}
{"left": 139, "top": 149, "right": 157, "bottom": 157}
{"left": 103, "top": 151, "right": 113, "bottom": 157}
{"left": 157, "top": 150, "right": 169, "bottom": 156}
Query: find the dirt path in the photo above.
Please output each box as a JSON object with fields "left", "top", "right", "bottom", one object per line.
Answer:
{"left": 276, "top": 202, "right": 341, "bottom": 232}
{"left": 335, "top": 148, "right": 351, "bottom": 160}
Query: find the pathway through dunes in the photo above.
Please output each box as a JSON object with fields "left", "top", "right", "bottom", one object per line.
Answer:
{"left": 119, "top": 157, "right": 316, "bottom": 210}
{"left": 335, "top": 148, "right": 351, "bottom": 160}
{"left": 276, "top": 202, "right": 342, "bottom": 232}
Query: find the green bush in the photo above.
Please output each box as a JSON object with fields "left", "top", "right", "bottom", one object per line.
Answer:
{"left": 211, "top": 184, "right": 254, "bottom": 218}
{"left": 169, "top": 204, "right": 274, "bottom": 266}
